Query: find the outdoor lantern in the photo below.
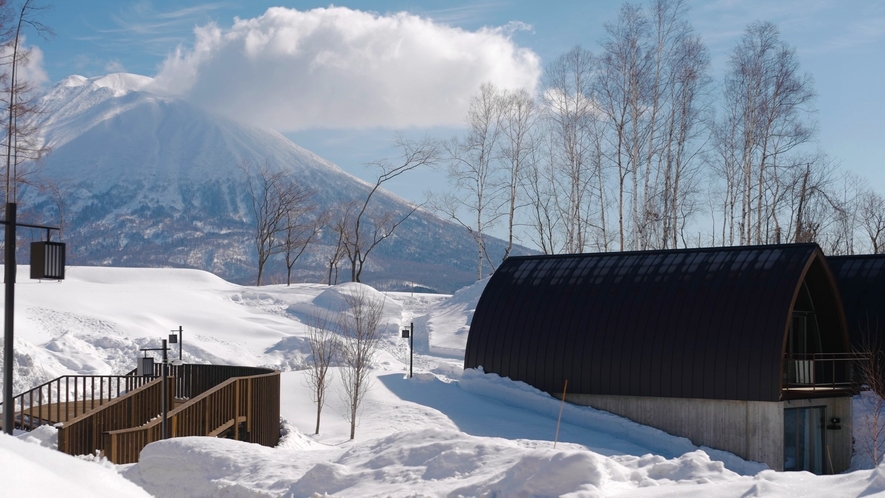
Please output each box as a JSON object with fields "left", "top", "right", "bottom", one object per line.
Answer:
{"left": 30, "top": 241, "right": 66, "bottom": 280}
{"left": 137, "top": 356, "right": 154, "bottom": 377}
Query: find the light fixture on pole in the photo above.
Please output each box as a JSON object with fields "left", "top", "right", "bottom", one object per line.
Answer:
{"left": 400, "top": 322, "right": 414, "bottom": 378}
{"left": 2, "top": 201, "right": 64, "bottom": 435}
{"left": 169, "top": 325, "right": 183, "bottom": 360}
{"left": 139, "top": 339, "right": 170, "bottom": 439}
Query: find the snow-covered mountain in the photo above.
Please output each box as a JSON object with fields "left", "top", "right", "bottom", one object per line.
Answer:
{"left": 21, "top": 73, "right": 514, "bottom": 292}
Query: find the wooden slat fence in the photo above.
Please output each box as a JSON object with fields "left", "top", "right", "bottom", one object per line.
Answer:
{"left": 104, "top": 370, "right": 279, "bottom": 464}
{"left": 152, "top": 363, "right": 278, "bottom": 400}
{"left": 57, "top": 376, "right": 175, "bottom": 458}
{"left": 0, "top": 374, "right": 153, "bottom": 431}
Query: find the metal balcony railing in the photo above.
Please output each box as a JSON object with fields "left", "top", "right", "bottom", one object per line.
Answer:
{"left": 782, "top": 352, "right": 864, "bottom": 392}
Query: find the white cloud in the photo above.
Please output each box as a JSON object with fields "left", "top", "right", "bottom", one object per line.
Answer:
{"left": 105, "top": 60, "right": 127, "bottom": 73}
{"left": 18, "top": 45, "right": 48, "bottom": 88}
{"left": 150, "top": 6, "right": 541, "bottom": 130}
{"left": 0, "top": 38, "right": 49, "bottom": 89}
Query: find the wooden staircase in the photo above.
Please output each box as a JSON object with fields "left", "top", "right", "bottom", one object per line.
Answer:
{"left": 1, "top": 364, "right": 280, "bottom": 464}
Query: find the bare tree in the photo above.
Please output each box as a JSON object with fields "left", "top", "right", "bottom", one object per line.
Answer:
{"left": 2, "top": 0, "right": 52, "bottom": 203}
{"left": 860, "top": 190, "right": 885, "bottom": 254}
{"left": 657, "top": 18, "right": 711, "bottom": 248}
{"left": 598, "top": 4, "right": 651, "bottom": 250}
{"left": 825, "top": 173, "right": 862, "bottom": 256}
{"left": 544, "top": 46, "right": 602, "bottom": 253}
{"left": 38, "top": 177, "right": 70, "bottom": 239}
{"left": 304, "top": 310, "right": 338, "bottom": 435}
{"left": 441, "top": 83, "right": 504, "bottom": 278}
{"left": 778, "top": 157, "right": 847, "bottom": 251}
{"left": 342, "top": 135, "right": 439, "bottom": 283}
{"left": 497, "top": 87, "right": 538, "bottom": 261}
{"left": 282, "top": 201, "right": 324, "bottom": 286}
{"left": 856, "top": 332, "right": 885, "bottom": 467}
{"left": 717, "top": 21, "right": 816, "bottom": 245}
{"left": 326, "top": 220, "right": 346, "bottom": 285}
{"left": 242, "top": 160, "right": 316, "bottom": 286}
{"left": 594, "top": 0, "right": 710, "bottom": 251}
{"left": 338, "top": 285, "right": 385, "bottom": 440}
{"left": 522, "top": 138, "right": 563, "bottom": 254}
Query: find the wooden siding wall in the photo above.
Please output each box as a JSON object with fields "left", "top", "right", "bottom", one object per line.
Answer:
{"left": 566, "top": 394, "right": 852, "bottom": 473}
{"left": 104, "top": 371, "right": 280, "bottom": 464}
{"left": 158, "top": 364, "right": 278, "bottom": 400}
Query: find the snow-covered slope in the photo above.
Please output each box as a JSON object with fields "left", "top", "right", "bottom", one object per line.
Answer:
{"left": 23, "top": 73, "right": 518, "bottom": 292}
{"left": 3, "top": 265, "right": 883, "bottom": 497}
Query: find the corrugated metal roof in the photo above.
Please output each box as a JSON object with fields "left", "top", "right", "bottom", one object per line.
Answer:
{"left": 829, "top": 254, "right": 885, "bottom": 348}
{"left": 464, "top": 243, "right": 849, "bottom": 402}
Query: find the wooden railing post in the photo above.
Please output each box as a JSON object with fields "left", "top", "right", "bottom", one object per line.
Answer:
{"left": 233, "top": 380, "right": 240, "bottom": 441}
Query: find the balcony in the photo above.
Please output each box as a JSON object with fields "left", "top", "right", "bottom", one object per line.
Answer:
{"left": 782, "top": 352, "right": 864, "bottom": 396}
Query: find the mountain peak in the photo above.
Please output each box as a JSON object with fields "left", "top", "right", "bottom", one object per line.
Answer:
{"left": 58, "top": 73, "right": 154, "bottom": 95}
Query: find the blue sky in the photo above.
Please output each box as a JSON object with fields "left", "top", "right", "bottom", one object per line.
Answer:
{"left": 30, "top": 0, "right": 885, "bottom": 203}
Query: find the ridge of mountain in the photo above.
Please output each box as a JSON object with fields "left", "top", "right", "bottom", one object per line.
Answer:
{"left": 20, "top": 73, "right": 521, "bottom": 292}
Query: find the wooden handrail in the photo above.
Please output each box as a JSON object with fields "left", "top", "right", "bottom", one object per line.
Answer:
{"left": 57, "top": 376, "right": 175, "bottom": 458}
{"left": 105, "top": 370, "right": 279, "bottom": 464}
{"left": 9, "top": 364, "right": 279, "bottom": 463}
{"left": 0, "top": 374, "right": 153, "bottom": 431}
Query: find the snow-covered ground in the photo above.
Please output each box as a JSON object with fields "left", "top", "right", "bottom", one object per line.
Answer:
{"left": 2, "top": 265, "right": 884, "bottom": 497}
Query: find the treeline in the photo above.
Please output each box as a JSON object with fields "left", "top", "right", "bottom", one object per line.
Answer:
{"left": 435, "top": 0, "right": 885, "bottom": 278}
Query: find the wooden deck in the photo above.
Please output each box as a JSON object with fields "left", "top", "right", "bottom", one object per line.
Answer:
{"left": 1, "top": 364, "right": 280, "bottom": 464}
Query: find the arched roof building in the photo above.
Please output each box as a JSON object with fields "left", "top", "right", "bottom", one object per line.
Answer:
{"left": 465, "top": 243, "right": 856, "bottom": 473}
{"left": 829, "top": 254, "right": 885, "bottom": 348}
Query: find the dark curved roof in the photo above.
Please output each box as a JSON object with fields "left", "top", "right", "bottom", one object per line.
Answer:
{"left": 464, "top": 243, "right": 849, "bottom": 402}
{"left": 829, "top": 255, "right": 885, "bottom": 348}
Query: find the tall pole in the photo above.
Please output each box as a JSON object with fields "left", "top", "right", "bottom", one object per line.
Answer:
{"left": 2, "top": 202, "right": 15, "bottom": 434}
{"left": 161, "top": 339, "right": 168, "bottom": 439}
{"left": 409, "top": 322, "right": 414, "bottom": 379}
{"left": 172, "top": 325, "right": 182, "bottom": 360}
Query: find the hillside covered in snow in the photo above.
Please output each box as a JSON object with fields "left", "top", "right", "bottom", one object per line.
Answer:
{"left": 3, "top": 265, "right": 885, "bottom": 496}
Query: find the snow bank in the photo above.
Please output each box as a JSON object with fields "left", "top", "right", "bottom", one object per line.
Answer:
{"left": 1, "top": 432, "right": 150, "bottom": 497}
{"left": 460, "top": 368, "right": 694, "bottom": 457}
{"left": 414, "top": 277, "right": 487, "bottom": 357}
{"left": 123, "top": 425, "right": 749, "bottom": 497}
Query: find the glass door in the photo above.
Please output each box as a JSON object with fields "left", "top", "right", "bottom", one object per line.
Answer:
{"left": 784, "top": 406, "right": 825, "bottom": 473}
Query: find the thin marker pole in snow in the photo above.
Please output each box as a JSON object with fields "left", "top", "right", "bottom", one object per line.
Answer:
{"left": 554, "top": 379, "right": 568, "bottom": 449}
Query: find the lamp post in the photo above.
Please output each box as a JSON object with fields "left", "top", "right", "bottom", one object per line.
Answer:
{"left": 169, "top": 325, "right": 182, "bottom": 360}
{"left": 3, "top": 202, "right": 14, "bottom": 435}
{"left": 401, "top": 322, "right": 414, "bottom": 378}
{"left": 140, "top": 340, "right": 170, "bottom": 439}
{"left": 2, "top": 201, "right": 64, "bottom": 434}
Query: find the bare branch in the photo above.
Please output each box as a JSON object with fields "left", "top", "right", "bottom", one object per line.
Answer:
{"left": 341, "top": 136, "right": 439, "bottom": 282}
